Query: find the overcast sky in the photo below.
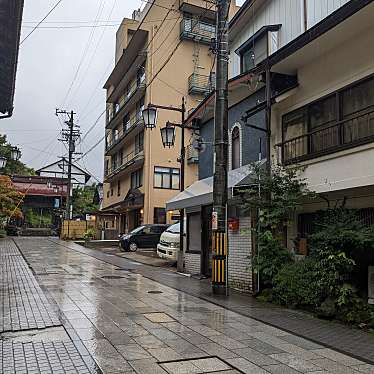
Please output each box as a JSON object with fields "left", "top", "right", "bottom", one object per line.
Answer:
{"left": 1, "top": 0, "right": 244, "bottom": 183}
{"left": 1, "top": 0, "right": 142, "bottom": 182}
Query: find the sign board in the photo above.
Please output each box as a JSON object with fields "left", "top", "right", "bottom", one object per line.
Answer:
{"left": 369, "top": 266, "right": 374, "bottom": 304}
{"left": 212, "top": 211, "right": 218, "bottom": 231}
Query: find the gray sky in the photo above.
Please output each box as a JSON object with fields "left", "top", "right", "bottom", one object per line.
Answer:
{"left": 1, "top": 0, "right": 244, "bottom": 183}
{"left": 1, "top": 0, "right": 142, "bottom": 182}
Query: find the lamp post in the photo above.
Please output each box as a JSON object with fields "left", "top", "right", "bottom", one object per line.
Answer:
{"left": 142, "top": 98, "right": 188, "bottom": 272}
{"left": 0, "top": 156, "right": 7, "bottom": 169}
{"left": 0, "top": 146, "right": 21, "bottom": 170}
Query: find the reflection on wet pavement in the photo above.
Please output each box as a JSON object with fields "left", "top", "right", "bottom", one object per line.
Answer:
{"left": 13, "top": 238, "right": 374, "bottom": 374}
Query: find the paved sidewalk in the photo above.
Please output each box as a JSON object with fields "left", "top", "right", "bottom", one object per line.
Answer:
{"left": 0, "top": 239, "right": 101, "bottom": 374}
{"left": 13, "top": 237, "right": 374, "bottom": 374}
{"left": 52, "top": 238, "right": 374, "bottom": 365}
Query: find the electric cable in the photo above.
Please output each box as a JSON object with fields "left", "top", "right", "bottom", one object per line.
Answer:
{"left": 20, "top": 0, "right": 63, "bottom": 45}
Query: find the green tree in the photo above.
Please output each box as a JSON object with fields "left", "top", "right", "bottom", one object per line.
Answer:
{"left": 0, "top": 134, "right": 35, "bottom": 175}
{"left": 72, "top": 185, "right": 99, "bottom": 217}
{"left": 242, "top": 163, "right": 315, "bottom": 286}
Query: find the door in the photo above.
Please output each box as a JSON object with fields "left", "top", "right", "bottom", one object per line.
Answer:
{"left": 201, "top": 205, "right": 213, "bottom": 277}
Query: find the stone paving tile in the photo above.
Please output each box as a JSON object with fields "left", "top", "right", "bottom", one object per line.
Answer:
{"left": 0, "top": 340, "right": 92, "bottom": 374}
{"left": 263, "top": 363, "right": 303, "bottom": 374}
{"left": 0, "top": 240, "right": 60, "bottom": 333}
{"left": 13, "top": 238, "right": 374, "bottom": 374}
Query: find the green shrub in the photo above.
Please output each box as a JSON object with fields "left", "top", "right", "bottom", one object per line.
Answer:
{"left": 83, "top": 228, "right": 96, "bottom": 241}
{"left": 272, "top": 258, "right": 321, "bottom": 307}
{"left": 0, "top": 228, "right": 6, "bottom": 238}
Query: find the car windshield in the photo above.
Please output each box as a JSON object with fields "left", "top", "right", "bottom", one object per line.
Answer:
{"left": 166, "top": 223, "right": 180, "bottom": 234}
{"left": 130, "top": 226, "right": 145, "bottom": 234}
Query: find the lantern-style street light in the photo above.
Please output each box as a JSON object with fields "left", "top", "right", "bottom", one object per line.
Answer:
{"left": 160, "top": 123, "right": 176, "bottom": 148}
{"left": 10, "top": 147, "right": 21, "bottom": 161}
{"left": 142, "top": 106, "right": 158, "bottom": 129}
{"left": 0, "top": 156, "right": 7, "bottom": 169}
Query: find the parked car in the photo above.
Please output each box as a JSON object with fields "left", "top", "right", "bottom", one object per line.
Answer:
{"left": 157, "top": 222, "right": 180, "bottom": 261}
{"left": 119, "top": 224, "right": 169, "bottom": 252}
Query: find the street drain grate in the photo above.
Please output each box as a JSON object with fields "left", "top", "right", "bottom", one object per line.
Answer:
{"left": 147, "top": 290, "right": 163, "bottom": 294}
{"left": 158, "top": 356, "right": 245, "bottom": 373}
{"left": 101, "top": 275, "right": 125, "bottom": 280}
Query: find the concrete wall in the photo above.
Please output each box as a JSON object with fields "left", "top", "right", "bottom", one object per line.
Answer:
{"left": 185, "top": 252, "right": 201, "bottom": 275}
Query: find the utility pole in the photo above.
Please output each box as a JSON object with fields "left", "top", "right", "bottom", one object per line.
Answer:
{"left": 56, "top": 109, "right": 80, "bottom": 220}
{"left": 212, "top": 0, "right": 230, "bottom": 295}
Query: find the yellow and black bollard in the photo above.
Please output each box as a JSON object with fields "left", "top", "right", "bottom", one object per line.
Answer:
{"left": 211, "top": 231, "right": 227, "bottom": 294}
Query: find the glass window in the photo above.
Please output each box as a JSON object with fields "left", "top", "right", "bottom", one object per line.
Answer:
{"left": 135, "top": 131, "right": 144, "bottom": 154}
{"left": 342, "top": 77, "right": 374, "bottom": 118}
{"left": 117, "top": 180, "right": 121, "bottom": 196}
{"left": 241, "top": 49, "right": 255, "bottom": 73}
{"left": 131, "top": 169, "right": 142, "bottom": 189}
{"left": 153, "top": 208, "right": 167, "bottom": 224}
{"left": 154, "top": 167, "right": 180, "bottom": 189}
{"left": 309, "top": 95, "right": 337, "bottom": 129}
{"left": 231, "top": 127, "right": 240, "bottom": 170}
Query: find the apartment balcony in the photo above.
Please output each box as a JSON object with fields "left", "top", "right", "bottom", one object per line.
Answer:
{"left": 188, "top": 73, "right": 214, "bottom": 96}
{"left": 180, "top": 18, "right": 215, "bottom": 45}
{"left": 106, "top": 78, "right": 146, "bottom": 130}
{"left": 106, "top": 114, "right": 144, "bottom": 155}
{"left": 279, "top": 108, "right": 374, "bottom": 165}
{"left": 104, "top": 150, "right": 144, "bottom": 182}
{"left": 186, "top": 144, "right": 199, "bottom": 164}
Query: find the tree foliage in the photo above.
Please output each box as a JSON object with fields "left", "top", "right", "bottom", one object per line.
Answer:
{"left": 0, "top": 175, "right": 24, "bottom": 222}
{"left": 0, "top": 134, "right": 35, "bottom": 176}
{"left": 242, "top": 163, "right": 315, "bottom": 286}
{"left": 72, "top": 185, "right": 99, "bottom": 217}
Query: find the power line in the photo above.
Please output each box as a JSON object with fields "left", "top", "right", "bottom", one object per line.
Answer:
{"left": 22, "top": 24, "right": 121, "bottom": 29}
{"left": 67, "top": 0, "right": 118, "bottom": 107}
{"left": 61, "top": 0, "right": 105, "bottom": 106}
{"left": 20, "top": 0, "right": 64, "bottom": 45}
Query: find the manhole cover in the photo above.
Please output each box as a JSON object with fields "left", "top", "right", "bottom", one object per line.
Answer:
{"left": 158, "top": 357, "right": 243, "bottom": 373}
{"left": 143, "top": 313, "right": 174, "bottom": 323}
{"left": 101, "top": 275, "right": 124, "bottom": 279}
{"left": 147, "top": 290, "right": 163, "bottom": 294}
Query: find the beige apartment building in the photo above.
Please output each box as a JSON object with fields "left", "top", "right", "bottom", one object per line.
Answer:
{"left": 101, "top": 1, "right": 238, "bottom": 234}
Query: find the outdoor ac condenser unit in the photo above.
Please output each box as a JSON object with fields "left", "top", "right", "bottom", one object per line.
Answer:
{"left": 369, "top": 266, "right": 374, "bottom": 304}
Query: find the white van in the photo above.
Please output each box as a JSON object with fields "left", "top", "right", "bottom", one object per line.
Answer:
{"left": 157, "top": 222, "right": 180, "bottom": 261}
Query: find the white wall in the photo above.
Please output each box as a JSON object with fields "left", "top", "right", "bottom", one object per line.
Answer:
{"left": 306, "top": 0, "right": 350, "bottom": 29}
{"left": 229, "top": 0, "right": 303, "bottom": 78}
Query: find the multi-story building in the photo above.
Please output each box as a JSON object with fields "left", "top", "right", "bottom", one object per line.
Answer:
{"left": 101, "top": 1, "right": 239, "bottom": 235}
{"left": 167, "top": 0, "right": 372, "bottom": 292}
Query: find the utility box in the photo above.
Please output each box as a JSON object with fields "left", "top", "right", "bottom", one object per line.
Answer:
{"left": 369, "top": 266, "right": 374, "bottom": 304}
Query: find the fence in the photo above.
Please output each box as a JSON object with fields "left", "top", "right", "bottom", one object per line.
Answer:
{"left": 60, "top": 220, "right": 96, "bottom": 240}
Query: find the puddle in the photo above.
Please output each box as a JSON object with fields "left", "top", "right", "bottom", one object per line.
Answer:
{"left": 1, "top": 326, "right": 69, "bottom": 343}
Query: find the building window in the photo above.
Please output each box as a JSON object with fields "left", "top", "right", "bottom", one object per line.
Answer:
{"left": 154, "top": 208, "right": 166, "bottom": 224}
{"left": 136, "top": 97, "right": 145, "bottom": 119}
{"left": 131, "top": 169, "right": 143, "bottom": 189}
{"left": 135, "top": 131, "right": 144, "bottom": 154}
{"left": 106, "top": 191, "right": 110, "bottom": 198}
{"left": 231, "top": 126, "right": 241, "bottom": 170}
{"left": 187, "top": 212, "right": 201, "bottom": 253}
{"left": 282, "top": 74, "right": 374, "bottom": 164}
{"left": 117, "top": 180, "right": 121, "bottom": 196}
{"left": 154, "top": 167, "right": 180, "bottom": 189}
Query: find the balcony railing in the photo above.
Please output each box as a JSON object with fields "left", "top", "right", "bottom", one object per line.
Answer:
{"left": 105, "top": 150, "right": 144, "bottom": 179}
{"left": 280, "top": 109, "right": 374, "bottom": 164}
{"left": 180, "top": 18, "right": 215, "bottom": 45}
{"left": 106, "top": 77, "right": 146, "bottom": 126}
{"left": 188, "top": 73, "right": 215, "bottom": 96}
{"left": 106, "top": 113, "right": 143, "bottom": 152}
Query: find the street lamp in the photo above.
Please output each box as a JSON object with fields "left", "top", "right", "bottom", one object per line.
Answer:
{"left": 0, "top": 156, "right": 7, "bottom": 169}
{"left": 142, "top": 106, "right": 158, "bottom": 129}
{"left": 160, "top": 123, "right": 176, "bottom": 148}
{"left": 10, "top": 147, "right": 21, "bottom": 161}
{"left": 143, "top": 98, "right": 187, "bottom": 272}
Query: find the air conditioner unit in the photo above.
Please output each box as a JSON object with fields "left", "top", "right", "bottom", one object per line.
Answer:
{"left": 369, "top": 266, "right": 374, "bottom": 304}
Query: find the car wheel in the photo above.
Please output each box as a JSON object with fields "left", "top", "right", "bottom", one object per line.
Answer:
{"left": 129, "top": 242, "right": 138, "bottom": 252}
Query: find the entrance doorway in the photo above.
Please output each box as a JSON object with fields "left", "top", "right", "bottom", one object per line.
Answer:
{"left": 201, "top": 205, "right": 213, "bottom": 277}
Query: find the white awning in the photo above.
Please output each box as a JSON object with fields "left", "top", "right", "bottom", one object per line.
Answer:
{"left": 166, "top": 164, "right": 255, "bottom": 211}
